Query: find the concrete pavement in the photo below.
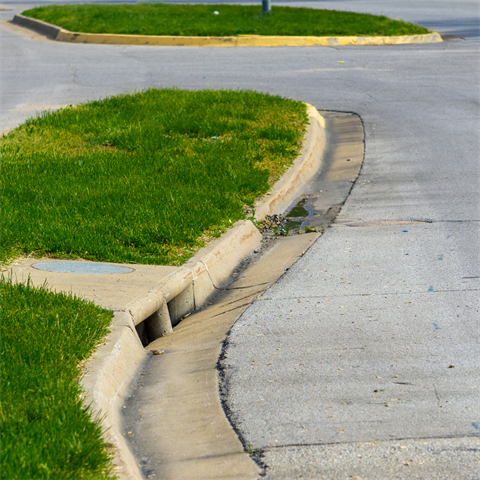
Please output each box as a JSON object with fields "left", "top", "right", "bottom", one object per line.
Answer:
{"left": 223, "top": 221, "right": 479, "bottom": 477}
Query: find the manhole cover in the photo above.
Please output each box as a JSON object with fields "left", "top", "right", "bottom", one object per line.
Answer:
{"left": 32, "top": 261, "right": 134, "bottom": 274}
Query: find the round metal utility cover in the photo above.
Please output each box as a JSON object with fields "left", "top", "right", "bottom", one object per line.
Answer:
{"left": 32, "top": 261, "right": 134, "bottom": 274}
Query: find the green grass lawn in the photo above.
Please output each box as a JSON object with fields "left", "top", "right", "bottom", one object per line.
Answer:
{"left": 0, "top": 276, "right": 115, "bottom": 480}
{"left": 22, "top": 4, "right": 430, "bottom": 37}
{"left": 1, "top": 89, "right": 307, "bottom": 266}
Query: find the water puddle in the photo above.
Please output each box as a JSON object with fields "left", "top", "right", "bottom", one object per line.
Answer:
{"left": 285, "top": 198, "right": 311, "bottom": 230}
{"left": 286, "top": 199, "right": 309, "bottom": 218}
{"left": 287, "top": 220, "right": 303, "bottom": 229}
{"left": 259, "top": 111, "right": 364, "bottom": 237}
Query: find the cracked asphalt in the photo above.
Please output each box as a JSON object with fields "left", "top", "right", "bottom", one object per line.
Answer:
{"left": 1, "top": 1, "right": 479, "bottom": 478}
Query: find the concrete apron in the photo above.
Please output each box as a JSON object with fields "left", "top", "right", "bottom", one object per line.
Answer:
{"left": 123, "top": 233, "right": 320, "bottom": 480}
{"left": 3, "top": 104, "right": 330, "bottom": 480}
{"left": 6, "top": 260, "right": 179, "bottom": 312}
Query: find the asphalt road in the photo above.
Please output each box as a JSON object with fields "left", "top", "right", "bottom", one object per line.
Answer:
{"left": 1, "top": 1, "right": 479, "bottom": 478}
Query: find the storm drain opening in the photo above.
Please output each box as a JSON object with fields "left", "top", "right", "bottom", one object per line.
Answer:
{"left": 135, "top": 282, "right": 195, "bottom": 347}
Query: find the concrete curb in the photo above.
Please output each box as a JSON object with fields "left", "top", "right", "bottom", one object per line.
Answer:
{"left": 11, "top": 13, "right": 62, "bottom": 39}
{"left": 254, "top": 104, "right": 325, "bottom": 220}
{"left": 80, "top": 312, "right": 146, "bottom": 480}
{"left": 125, "top": 220, "right": 263, "bottom": 328}
{"left": 76, "top": 104, "right": 326, "bottom": 480}
{"left": 12, "top": 14, "right": 443, "bottom": 46}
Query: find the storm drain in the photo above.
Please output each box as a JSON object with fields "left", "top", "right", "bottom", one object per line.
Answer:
{"left": 135, "top": 282, "right": 195, "bottom": 346}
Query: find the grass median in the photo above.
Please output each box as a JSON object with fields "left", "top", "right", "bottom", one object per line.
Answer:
{"left": 22, "top": 4, "right": 430, "bottom": 37}
{"left": 1, "top": 88, "right": 307, "bottom": 266}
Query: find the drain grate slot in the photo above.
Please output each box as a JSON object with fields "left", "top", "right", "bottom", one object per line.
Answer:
{"left": 167, "top": 282, "right": 194, "bottom": 327}
{"left": 135, "top": 282, "right": 195, "bottom": 346}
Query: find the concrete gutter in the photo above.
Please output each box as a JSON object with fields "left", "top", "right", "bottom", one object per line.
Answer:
{"left": 76, "top": 104, "right": 326, "bottom": 480}
{"left": 11, "top": 14, "right": 443, "bottom": 46}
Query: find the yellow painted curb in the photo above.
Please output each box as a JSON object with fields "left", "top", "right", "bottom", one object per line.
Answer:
{"left": 13, "top": 14, "right": 443, "bottom": 47}
{"left": 56, "top": 31, "right": 443, "bottom": 46}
